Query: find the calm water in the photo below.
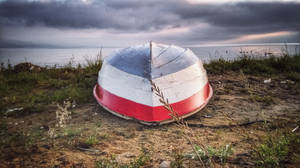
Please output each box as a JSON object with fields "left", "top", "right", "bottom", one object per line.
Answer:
{"left": 0, "top": 44, "right": 299, "bottom": 67}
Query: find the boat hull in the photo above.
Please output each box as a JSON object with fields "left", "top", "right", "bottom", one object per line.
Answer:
{"left": 93, "top": 82, "right": 213, "bottom": 125}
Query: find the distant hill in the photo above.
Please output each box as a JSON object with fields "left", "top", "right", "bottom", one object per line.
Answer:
{"left": 0, "top": 39, "right": 63, "bottom": 48}
{"left": 0, "top": 39, "right": 89, "bottom": 48}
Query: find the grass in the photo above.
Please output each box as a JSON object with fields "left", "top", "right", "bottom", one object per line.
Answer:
{"left": 0, "top": 58, "right": 102, "bottom": 116}
{"left": 61, "top": 128, "right": 81, "bottom": 138}
{"left": 286, "top": 72, "right": 300, "bottom": 82}
{"left": 152, "top": 80, "right": 235, "bottom": 167}
{"left": 85, "top": 135, "right": 98, "bottom": 146}
{"left": 254, "top": 131, "right": 300, "bottom": 167}
{"left": 170, "top": 149, "right": 185, "bottom": 168}
{"left": 96, "top": 120, "right": 102, "bottom": 128}
{"left": 95, "top": 150, "right": 150, "bottom": 168}
{"left": 250, "top": 95, "right": 274, "bottom": 105}
{"left": 0, "top": 128, "right": 44, "bottom": 159}
{"left": 24, "top": 128, "right": 44, "bottom": 150}
{"left": 1, "top": 53, "right": 299, "bottom": 116}
{"left": 204, "top": 54, "right": 300, "bottom": 75}
{"left": 194, "top": 144, "right": 233, "bottom": 164}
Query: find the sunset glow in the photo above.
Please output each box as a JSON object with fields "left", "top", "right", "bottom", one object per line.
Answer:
{"left": 186, "top": 0, "right": 300, "bottom": 4}
{"left": 233, "top": 31, "right": 297, "bottom": 42}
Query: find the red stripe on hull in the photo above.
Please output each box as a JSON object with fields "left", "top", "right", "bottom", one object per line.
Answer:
{"left": 93, "top": 83, "right": 212, "bottom": 122}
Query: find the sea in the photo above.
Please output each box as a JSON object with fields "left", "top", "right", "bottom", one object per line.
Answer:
{"left": 0, "top": 43, "right": 299, "bottom": 67}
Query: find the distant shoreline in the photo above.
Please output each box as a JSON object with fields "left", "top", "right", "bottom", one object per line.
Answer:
{"left": 0, "top": 43, "right": 300, "bottom": 49}
{"left": 1, "top": 44, "right": 300, "bottom": 68}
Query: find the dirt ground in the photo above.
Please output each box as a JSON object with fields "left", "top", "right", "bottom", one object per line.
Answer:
{"left": 1, "top": 71, "right": 299, "bottom": 167}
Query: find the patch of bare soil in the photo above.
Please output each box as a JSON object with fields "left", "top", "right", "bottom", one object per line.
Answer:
{"left": 1, "top": 72, "right": 299, "bottom": 167}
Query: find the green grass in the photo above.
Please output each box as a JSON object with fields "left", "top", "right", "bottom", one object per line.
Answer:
{"left": 254, "top": 131, "right": 300, "bottom": 167}
{"left": 24, "top": 128, "right": 44, "bottom": 150}
{"left": 204, "top": 54, "right": 300, "bottom": 75}
{"left": 61, "top": 128, "right": 82, "bottom": 138}
{"left": 194, "top": 144, "right": 233, "bottom": 164}
{"left": 170, "top": 150, "right": 185, "bottom": 168}
{"left": 1, "top": 53, "right": 299, "bottom": 117}
{"left": 85, "top": 135, "right": 98, "bottom": 146}
{"left": 0, "top": 60, "right": 102, "bottom": 116}
{"left": 0, "top": 128, "right": 44, "bottom": 159}
{"left": 95, "top": 150, "right": 150, "bottom": 168}
{"left": 0, "top": 120, "right": 7, "bottom": 131}
{"left": 96, "top": 120, "right": 102, "bottom": 128}
{"left": 286, "top": 72, "right": 300, "bottom": 82}
{"left": 250, "top": 95, "right": 274, "bottom": 106}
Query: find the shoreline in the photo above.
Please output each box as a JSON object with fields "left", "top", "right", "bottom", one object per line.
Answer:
{"left": 1, "top": 44, "right": 299, "bottom": 68}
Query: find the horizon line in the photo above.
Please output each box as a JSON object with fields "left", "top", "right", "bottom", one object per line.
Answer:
{"left": 1, "top": 42, "right": 300, "bottom": 49}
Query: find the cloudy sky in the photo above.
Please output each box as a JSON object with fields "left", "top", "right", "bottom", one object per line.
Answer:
{"left": 0, "top": 0, "right": 299, "bottom": 48}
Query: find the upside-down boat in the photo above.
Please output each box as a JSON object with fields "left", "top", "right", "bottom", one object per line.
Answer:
{"left": 93, "top": 42, "right": 213, "bottom": 125}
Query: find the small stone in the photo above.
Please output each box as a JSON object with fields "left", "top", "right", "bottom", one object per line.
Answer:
{"left": 159, "top": 161, "right": 170, "bottom": 168}
{"left": 124, "top": 153, "right": 136, "bottom": 158}
{"left": 264, "top": 78, "right": 271, "bottom": 83}
{"left": 204, "top": 115, "right": 212, "bottom": 118}
{"left": 160, "top": 128, "right": 168, "bottom": 132}
{"left": 287, "top": 80, "right": 295, "bottom": 84}
{"left": 72, "top": 100, "right": 76, "bottom": 108}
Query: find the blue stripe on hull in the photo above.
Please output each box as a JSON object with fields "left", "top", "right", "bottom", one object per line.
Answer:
{"left": 105, "top": 43, "right": 199, "bottom": 79}
{"left": 106, "top": 44, "right": 151, "bottom": 79}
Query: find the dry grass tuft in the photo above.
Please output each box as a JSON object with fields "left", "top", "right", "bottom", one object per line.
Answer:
{"left": 151, "top": 81, "right": 207, "bottom": 167}
{"left": 55, "top": 101, "right": 72, "bottom": 128}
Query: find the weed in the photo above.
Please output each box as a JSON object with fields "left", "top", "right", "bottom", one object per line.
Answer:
{"left": 84, "top": 50, "right": 103, "bottom": 75}
{"left": 48, "top": 127, "right": 57, "bottom": 138}
{"left": 52, "top": 86, "right": 90, "bottom": 103}
{"left": 98, "top": 133, "right": 110, "bottom": 140}
{"left": 126, "top": 150, "right": 150, "bottom": 168}
{"left": 61, "top": 128, "right": 81, "bottom": 138}
{"left": 0, "top": 120, "right": 7, "bottom": 131}
{"left": 95, "top": 155, "right": 119, "bottom": 168}
{"left": 96, "top": 120, "right": 102, "bottom": 128}
{"left": 55, "top": 101, "right": 72, "bottom": 128}
{"left": 254, "top": 131, "right": 300, "bottom": 167}
{"left": 95, "top": 150, "right": 150, "bottom": 168}
{"left": 0, "top": 128, "right": 44, "bottom": 160}
{"left": 151, "top": 81, "right": 205, "bottom": 167}
{"left": 286, "top": 72, "right": 300, "bottom": 82}
{"left": 24, "top": 129, "right": 43, "bottom": 150}
{"left": 204, "top": 54, "right": 300, "bottom": 75}
{"left": 250, "top": 95, "right": 274, "bottom": 105}
{"left": 194, "top": 144, "right": 233, "bottom": 164}
{"left": 85, "top": 135, "right": 98, "bottom": 146}
{"left": 0, "top": 57, "right": 101, "bottom": 117}
{"left": 170, "top": 149, "right": 185, "bottom": 168}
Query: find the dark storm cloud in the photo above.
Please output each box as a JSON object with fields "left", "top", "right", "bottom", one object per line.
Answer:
{"left": 0, "top": 0, "right": 182, "bottom": 31}
{"left": 0, "top": 0, "right": 300, "bottom": 41}
{"left": 174, "top": 2, "right": 300, "bottom": 32}
{"left": 0, "top": 0, "right": 127, "bottom": 29}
